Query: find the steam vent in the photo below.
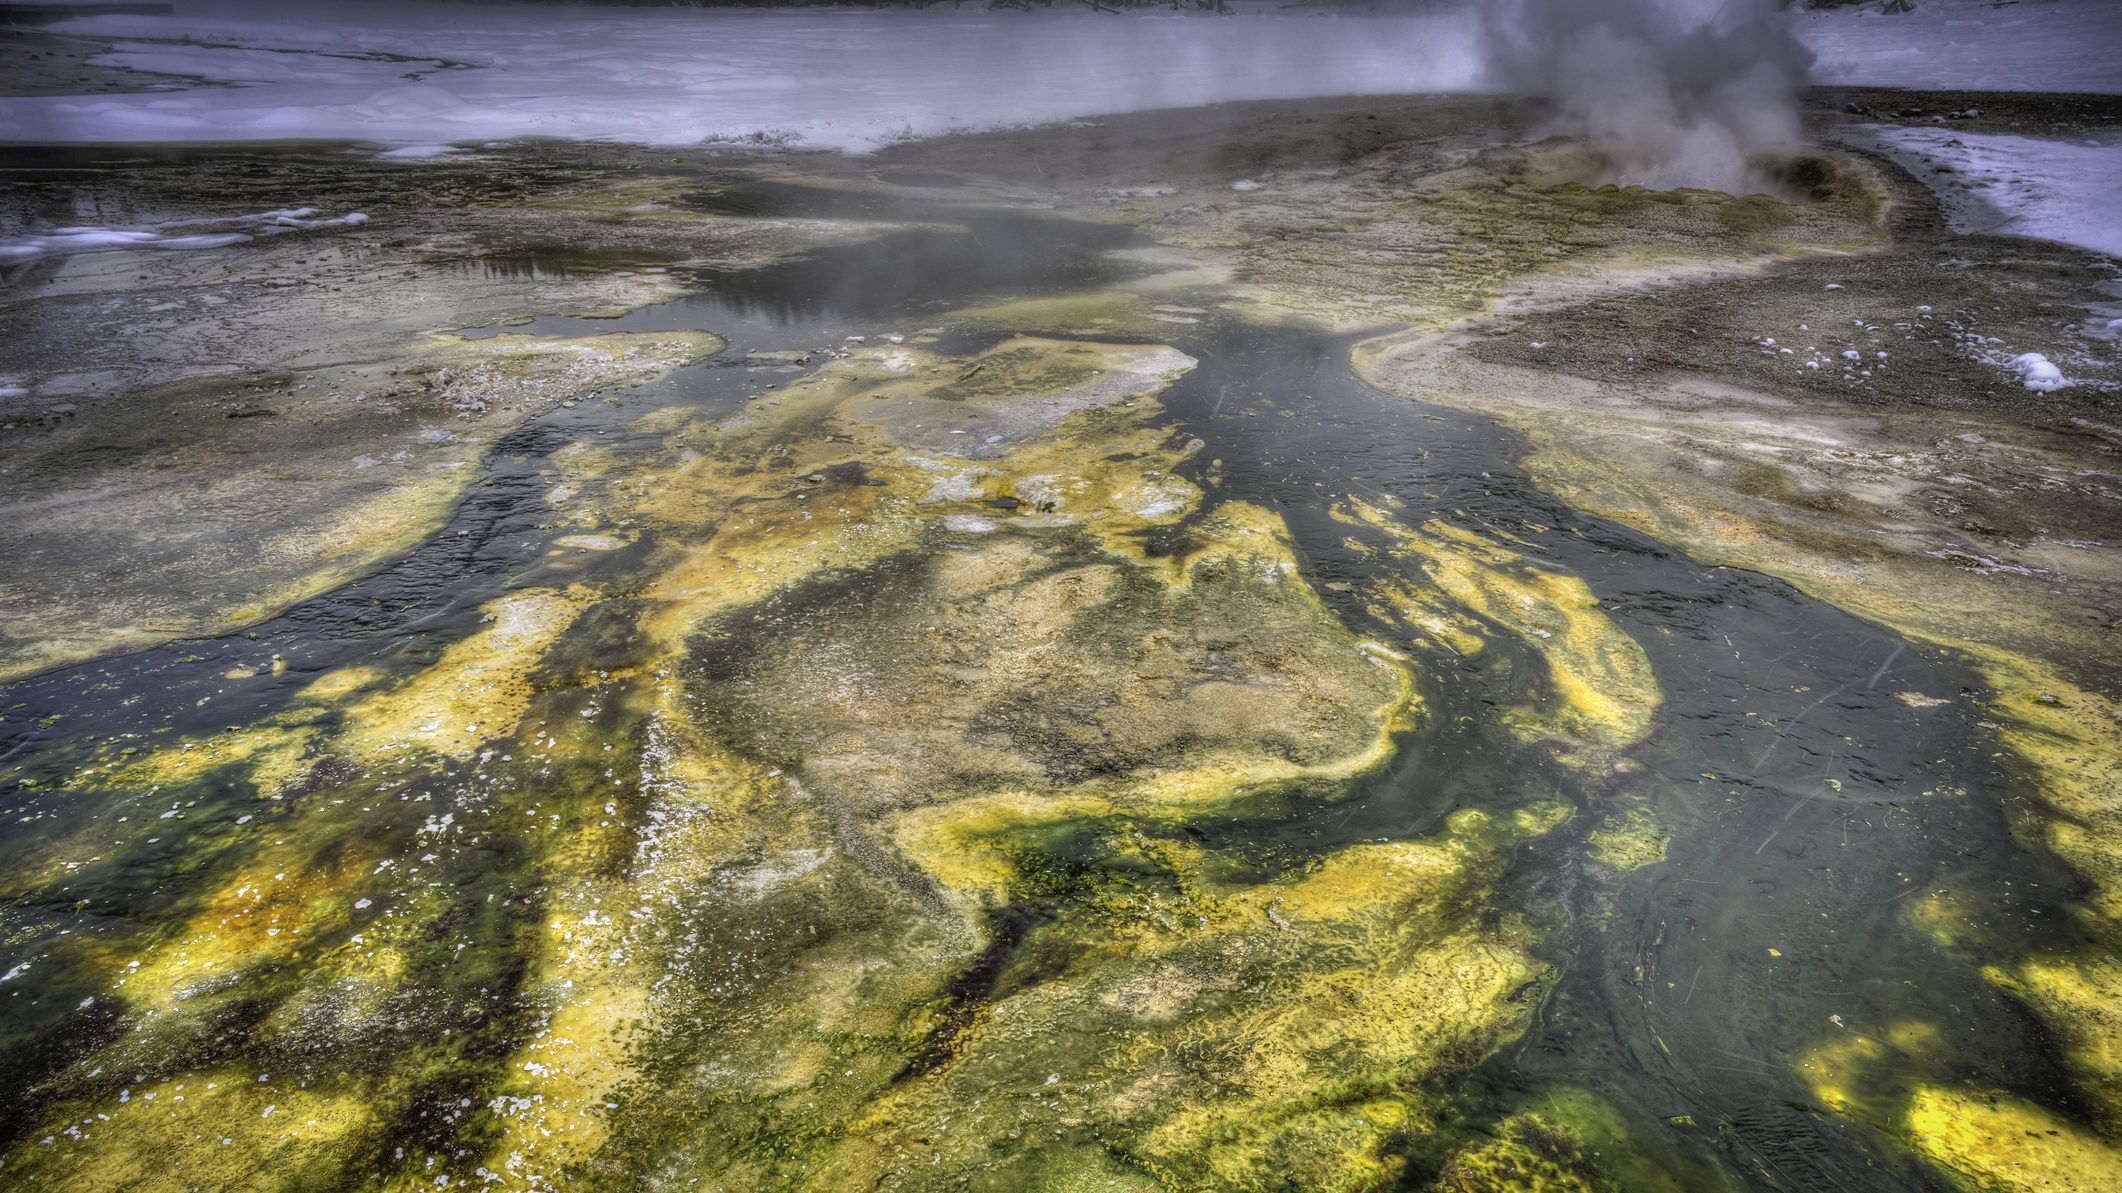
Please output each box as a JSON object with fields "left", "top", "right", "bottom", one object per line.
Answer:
{"left": 3, "top": 1, "right": 2120, "bottom": 1190}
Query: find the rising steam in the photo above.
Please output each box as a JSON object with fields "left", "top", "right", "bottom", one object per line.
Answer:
{"left": 1481, "top": 0, "right": 1814, "bottom": 194}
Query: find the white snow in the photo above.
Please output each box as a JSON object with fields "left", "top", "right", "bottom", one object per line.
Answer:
{"left": 2006, "top": 352, "right": 2072, "bottom": 392}
{"left": 1857, "top": 125, "right": 2122, "bottom": 259}
{"left": 0, "top": 207, "right": 370, "bottom": 263}
{"left": 0, "top": 226, "right": 249, "bottom": 263}
{"left": 375, "top": 144, "right": 465, "bottom": 160}
{"left": 1796, "top": 0, "right": 2122, "bottom": 95}
{"left": 0, "top": 6, "right": 1485, "bottom": 151}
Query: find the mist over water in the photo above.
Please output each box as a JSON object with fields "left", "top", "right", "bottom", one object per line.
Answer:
{"left": 9, "top": 0, "right": 1814, "bottom": 185}
{"left": 1481, "top": 0, "right": 1814, "bottom": 193}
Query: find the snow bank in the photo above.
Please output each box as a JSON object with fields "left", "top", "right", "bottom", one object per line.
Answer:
{"left": 1796, "top": 0, "right": 2122, "bottom": 95}
{"left": 0, "top": 6, "right": 1486, "bottom": 151}
{"left": 1858, "top": 124, "right": 2122, "bottom": 259}
{"left": 0, "top": 226, "right": 248, "bottom": 262}
{"left": 0, "top": 207, "right": 368, "bottom": 263}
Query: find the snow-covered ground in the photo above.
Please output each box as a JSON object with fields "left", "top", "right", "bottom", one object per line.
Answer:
{"left": 0, "top": 6, "right": 1487, "bottom": 151}
{"left": 1858, "top": 124, "right": 2122, "bottom": 259}
{"left": 3, "top": 0, "right": 2113, "bottom": 154}
{"left": 1796, "top": 0, "right": 2122, "bottom": 95}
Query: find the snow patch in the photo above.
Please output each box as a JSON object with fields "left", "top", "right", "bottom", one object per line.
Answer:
{"left": 0, "top": 227, "right": 249, "bottom": 263}
{"left": 375, "top": 144, "right": 464, "bottom": 160}
{"left": 2006, "top": 352, "right": 2071, "bottom": 393}
{"left": 1859, "top": 125, "right": 2122, "bottom": 260}
{"left": 0, "top": 206, "right": 371, "bottom": 264}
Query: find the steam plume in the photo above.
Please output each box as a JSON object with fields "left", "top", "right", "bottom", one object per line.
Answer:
{"left": 1482, "top": 0, "right": 1814, "bottom": 194}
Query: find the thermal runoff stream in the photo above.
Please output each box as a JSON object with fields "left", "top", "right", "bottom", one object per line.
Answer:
{"left": 2, "top": 6, "right": 2121, "bottom": 1193}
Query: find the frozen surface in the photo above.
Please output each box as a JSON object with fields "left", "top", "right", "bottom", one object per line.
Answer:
{"left": 0, "top": 6, "right": 1485, "bottom": 150}
{"left": 1859, "top": 124, "right": 2122, "bottom": 259}
{"left": 1796, "top": 0, "right": 2122, "bottom": 95}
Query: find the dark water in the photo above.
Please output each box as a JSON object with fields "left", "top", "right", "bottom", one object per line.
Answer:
{"left": 1143, "top": 320, "right": 2080, "bottom": 1189}
{"left": 0, "top": 167, "right": 2088, "bottom": 1190}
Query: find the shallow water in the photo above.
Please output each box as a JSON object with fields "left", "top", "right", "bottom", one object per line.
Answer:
{"left": 0, "top": 165, "right": 2093, "bottom": 1191}
{"left": 1133, "top": 316, "right": 2079, "bottom": 1189}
